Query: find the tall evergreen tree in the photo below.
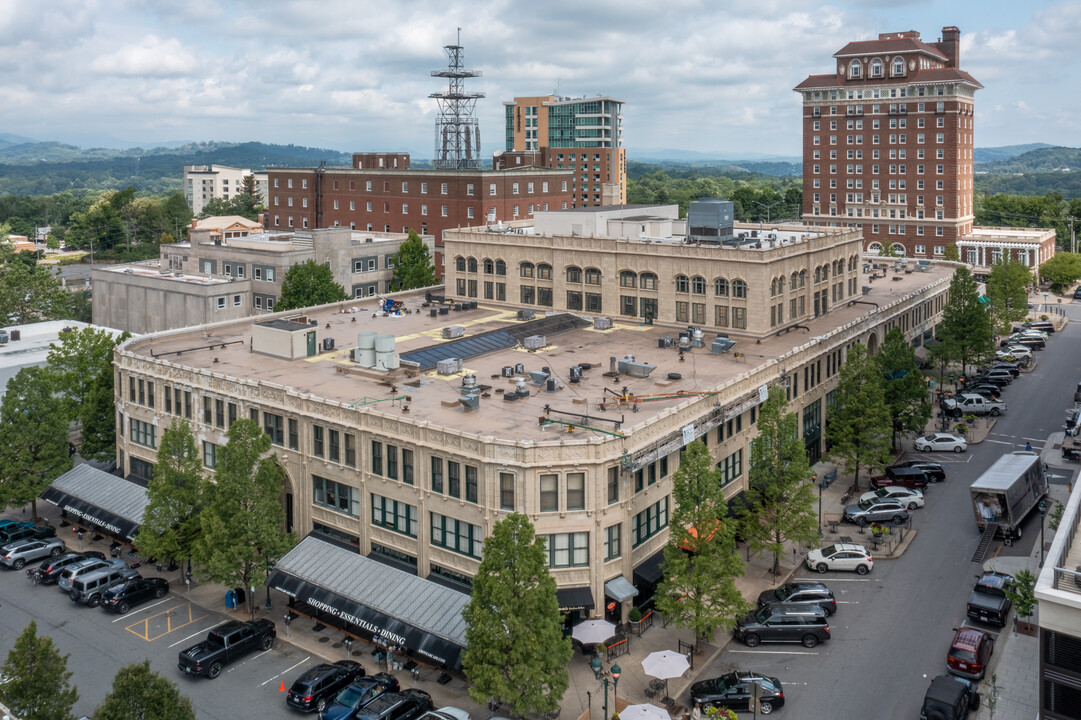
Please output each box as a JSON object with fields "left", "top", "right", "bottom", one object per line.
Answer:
{"left": 389, "top": 231, "right": 437, "bottom": 291}
{"left": 0, "top": 367, "right": 72, "bottom": 521}
{"left": 827, "top": 343, "right": 893, "bottom": 490}
{"left": 655, "top": 441, "right": 748, "bottom": 641}
{"left": 276, "top": 259, "right": 348, "bottom": 311}
{"left": 92, "top": 659, "right": 196, "bottom": 720}
{"left": 936, "top": 267, "right": 995, "bottom": 375}
{"left": 462, "top": 513, "right": 572, "bottom": 717}
{"left": 136, "top": 419, "right": 205, "bottom": 571}
{"left": 985, "top": 255, "right": 1033, "bottom": 333}
{"left": 740, "top": 386, "right": 819, "bottom": 576}
{"left": 193, "top": 419, "right": 295, "bottom": 618}
{"left": 875, "top": 328, "right": 933, "bottom": 450}
{"left": 0, "top": 620, "right": 78, "bottom": 720}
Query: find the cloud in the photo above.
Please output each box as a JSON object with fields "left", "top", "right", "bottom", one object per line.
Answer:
{"left": 89, "top": 36, "right": 197, "bottom": 77}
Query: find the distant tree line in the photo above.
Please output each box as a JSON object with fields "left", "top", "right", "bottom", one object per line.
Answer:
{"left": 627, "top": 169, "right": 803, "bottom": 221}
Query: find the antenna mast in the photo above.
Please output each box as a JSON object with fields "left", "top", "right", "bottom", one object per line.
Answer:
{"left": 429, "top": 29, "right": 484, "bottom": 169}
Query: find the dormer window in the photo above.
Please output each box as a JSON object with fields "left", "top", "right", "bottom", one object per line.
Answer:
{"left": 893, "top": 58, "right": 905, "bottom": 76}
{"left": 849, "top": 60, "right": 862, "bottom": 78}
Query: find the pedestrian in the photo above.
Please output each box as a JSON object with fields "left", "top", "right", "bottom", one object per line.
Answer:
{"left": 1026, "top": 442, "right": 1033, "bottom": 453}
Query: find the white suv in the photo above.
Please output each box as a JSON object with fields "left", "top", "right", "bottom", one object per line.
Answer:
{"left": 806, "top": 543, "right": 874, "bottom": 575}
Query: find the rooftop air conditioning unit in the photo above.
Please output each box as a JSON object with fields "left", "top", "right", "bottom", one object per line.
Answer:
{"left": 593, "top": 317, "right": 613, "bottom": 330}
{"left": 437, "top": 358, "right": 463, "bottom": 375}
{"left": 322, "top": 337, "right": 335, "bottom": 351}
{"left": 517, "top": 309, "right": 536, "bottom": 321}
{"left": 443, "top": 326, "right": 465, "bottom": 339}
{"left": 524, "top": 335, "right": 546, "bottom": 350}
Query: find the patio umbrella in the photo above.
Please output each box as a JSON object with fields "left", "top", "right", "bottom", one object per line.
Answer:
{"left": 571, "top": 619, "right": 616, "bottom": 645}
{"left": 641, "top": 649, "right": 691, "bottom": 702}
{"left": 619, "top": 704, "right": 670, "bottom": 720}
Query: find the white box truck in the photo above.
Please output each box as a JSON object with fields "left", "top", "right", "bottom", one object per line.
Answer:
{"left": 969, "top": 451, "right": 1048, "bottom": 545}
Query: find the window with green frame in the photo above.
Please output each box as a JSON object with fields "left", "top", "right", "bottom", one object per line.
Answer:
{"left": 371, "top": 494, "right": 417, "bottom": 537}
{"left": 631, "top": 497, "right": 669, "bottom": 548}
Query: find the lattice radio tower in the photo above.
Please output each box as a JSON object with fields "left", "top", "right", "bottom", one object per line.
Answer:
{"left": 430, "top": 29, "right": 484, "bottom": 169}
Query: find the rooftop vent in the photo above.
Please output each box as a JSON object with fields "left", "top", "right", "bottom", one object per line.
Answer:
{"left": 711, "top": 337, "right": 736, "bottom": 354}
{"left": 618, "top": 354, "right": 657, "bottom": 378}
{"left": 459, "top": 393, "right": 480, "bottom": 411}
{"left": 529, "top": 370, "right": 550, "bottom": 386}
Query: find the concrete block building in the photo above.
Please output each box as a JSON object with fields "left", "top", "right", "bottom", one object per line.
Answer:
{"left": 184, "top": 165, "right": 269, "bottom": 216}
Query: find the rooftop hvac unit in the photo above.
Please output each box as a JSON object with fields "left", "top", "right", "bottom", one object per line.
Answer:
{"left": 862, "top": 285, "right": 873, "bottom": 295}
{"left": 711, "top": 337, "right": 736, "bottom": 354}
{"left": 545, "top": 378, "right": 559, "bottom": 393}
{"left": 322, "top": 337, "right": 335, "bottom": 351}
{"left": 514, "top": 363, "right": 525, "bottom": 374}
{"left": 437, "top": 358, "right": 463, "bottom": 375}
{"left": 618, "top": 354, "right": 657, "bottom": 378}
{"left": 568, "top": 366, "right": 583, "bottom": 383}
{"left": 515, "top": 377, "right": 530, "bottom": 397}
{"left": 517, "top": 309, "right": 535, "bottom": 321}
{"left": 501, "top": 366, "right": 515, "bottom": 378}
{"left": 461, "top": 373, "right": 477, "bottom": 391}
{"left": 523, "top": 335, "right": 546, "bottom": 350}
{"left": 459, "top": 394, "right": 480, "bottom": 411}
{"left": 529, "top": 370, "right": 550, "bottom": 386}
{"left": 443, "top": 325, "right": 465, "bottom": 339}
{"left": 689, "top": 327, "right": 705, "bottom": 348}
{"left": 593, "top": 316, "right": 613, "bottom": 330}
{"left": 658, "top": 336, "right": 673, "bottom": 349}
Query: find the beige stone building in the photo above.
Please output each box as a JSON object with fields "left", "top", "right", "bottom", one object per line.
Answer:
{"left": 112, "top": 213, "right": 954, "bottom": 660}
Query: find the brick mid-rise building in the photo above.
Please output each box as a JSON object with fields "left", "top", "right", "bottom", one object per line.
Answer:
{"left": 794, "top": 26, "right": 982, "bottom": 258}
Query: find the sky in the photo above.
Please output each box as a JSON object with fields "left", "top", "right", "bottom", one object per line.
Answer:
{"left": 1, "top": 0, "right": 1078, "bottom": 159}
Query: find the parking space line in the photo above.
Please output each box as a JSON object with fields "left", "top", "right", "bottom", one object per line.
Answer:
{"left": 728, "top": 650, "right": 820, "bottom": 655}
{"left": 226, "top": 648, "right": 273, "bottom": 674}
{"left": 168, "top": 619, "right": 228, "bottom": 648}
{"left": 111, "top": 596, "right": 173, "bottom": 623}
{"left": 260, "top": 655, "right": 311, "bottom": 686}
{"left": 792, "top": 577, "right": 872, "bottom": 582}
{"left": 127, "top": 603, "right": 210, "bottom": 642}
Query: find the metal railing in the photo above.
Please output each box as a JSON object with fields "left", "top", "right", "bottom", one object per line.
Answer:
{"left": 1053, "top": 494, "right": 1081, "bottom": 592}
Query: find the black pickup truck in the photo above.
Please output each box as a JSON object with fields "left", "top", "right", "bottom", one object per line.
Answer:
{"left": 178, "top": 619, "right": 275, "bottom": 679}
{"left": 966, "top": 571, "right": 1014, "bottom": 627}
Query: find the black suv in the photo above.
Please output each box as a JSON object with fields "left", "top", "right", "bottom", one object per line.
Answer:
{"left": 920, "top": 674, "right": 980, "bottom": 719}
{"left": 350, "top": 690, "right": 433, "bottom": 720}
{"left": 964, "top": 384, "right": 1002, "bottom": 401}
{"left": 734, "top": 605, "right": 830, "bottom": 648}
{"left": 690, "top": 671, "right": 786, "bottom": 714}
{"left": 320, "top": 673, "right": 400, "bottom": 720}
{"left": 891, "top": 461, "right": 946, "bottom": 483}
{"left": 757, "top": 581, "right": 836, "bottom": 616}
{"left": 286, "top": 660, "right": 364, "bottom": 713}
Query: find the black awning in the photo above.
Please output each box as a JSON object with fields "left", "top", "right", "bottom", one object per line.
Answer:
{"left": 267, "top": 570, "right": 463, "bottom": 670}
{"left": 633, "top": 549, "right": 666, "bottom": 586}
{"left": 556, "top": 586, "right": 595, "bottom": 611}
{"left": 40, "top": 486, "right": 139, "bottom": 541}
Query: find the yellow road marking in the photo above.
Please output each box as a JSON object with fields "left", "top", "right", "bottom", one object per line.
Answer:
{"left": 125, "top": 603, "right": 207, "bottom": 642}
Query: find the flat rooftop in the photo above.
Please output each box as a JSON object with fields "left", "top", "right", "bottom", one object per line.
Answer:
{"left": 126, "top": 264, "right": 953, "bottom": 441}
{"left": 100, "top": 265, "right": 233, "bottom": 285}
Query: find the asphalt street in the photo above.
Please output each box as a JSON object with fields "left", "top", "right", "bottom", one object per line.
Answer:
{"left": 701, "top": 302, "right": 1081, "bottom": 720}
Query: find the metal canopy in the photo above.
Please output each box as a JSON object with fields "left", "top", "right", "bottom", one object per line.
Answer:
{"left": 39, "top": 465, "right": 148, "bottom": 541}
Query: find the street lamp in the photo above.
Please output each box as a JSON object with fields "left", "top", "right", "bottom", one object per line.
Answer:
{"left": 590, "top": 660, "right": 621, "bottom": 720}
{"left": 814, "top": 473, "right": 823, "bottom": 537}
{"left": 1039, "top": 500, "right": 1048, "bottom": 567}
{"left": 265, "top": 559, "right": 274, "bottom": 611}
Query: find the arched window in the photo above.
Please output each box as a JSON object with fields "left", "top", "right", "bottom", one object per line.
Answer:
{"left": 714, "top": 278, "right": 729, "bottom": 296}
{"left": 867, "top": 242, "right": 883, "bottom": 254}
{"left": 467, "top": 257, "right": 478, "bottom": 273}
{"left": 675, "top": 275, "right": 690, "bottom": 293}
{"left": 495, "top": 260, "right": 507, "bottom": 276}
{"left": 537, "top": 263, "right": 552, "bottom": 280}
{"left": 731, "top": 279, "right": 747, "bottom": 299}
{"left": 799, "top": 270, "right": 807, "bottom": 288}
{"left": 822, "top": 264, "right": 829, "bottom": 281}
{"left": 640, "top": 272, "right": 657, "bottom": 290}
{"left": 790, "top": 272, "right": 799, "bottom": 291}
{"left": 566, "top": 266, "right": 583, "bottom": 283}
{"left": 483, "top": 259, "right": 494, "bottom": 274}
{"left": 585, "top": 268, "right": 602, "bottom": 285}
{"left": 691, "top": 276, "right": 706, "bottom": 295}
{"left": 620, "top": 270, "right": 637, "bottom": 288}
{"left": 893, "top": 58, "right": 905, "bottom": 76}
{"left": 770, "top": 278, "right": 777, "bottom": 297}
{"left": 520, "top": 262, "right": 535, "bottom": 278}
{"left": 814, "top": 266, "right": 821, "bottom": 284}
{"left": 777, "top": 276, "right": 786, "bottom": 294}
{"left": 455, "top": 256, "right": 466, "bottom": 272}
{"left": 891, "top": 243, "right": 907, "bottom": 257}
{"left": 870, "top": 58, "right": 882, "bottom": 77}
{"left": 850, "top": 60, "right": 862, "bottom": 78}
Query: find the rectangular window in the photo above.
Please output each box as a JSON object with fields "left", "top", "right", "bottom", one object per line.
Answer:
{"left": 129, "top": 419, "right": 156, "bottom": 449}
{"left": 214, "top": 399, "right": 224, "bottom": 428}
{"left": 328, "top": 429, "right": 340, "bottom": 463}
{"left": 540, "top": 474, "right": 558, "bottom": 511}
{"left": 385, "top": 444, "right": 399, "bottom": 480}
{"left": 313, "top": 475, "right": 359, "bottom": 517}
{"left": 371, "top": 441, "right": 382, "bottom": 475}
{"left": 202, "top": 441, "right": 217, "bottom": 469}
{"left": 344, "top": 433, "right": 356, "bottom": 467}
{"left": 546, "top": 532, "right": 589, "bottom": 568}
{"left": 566, "top": 472, "right": 585, "bottom": 510}
{"left": 371, "top": 494, "right": 418, "bottom": 537}
{"left": 287, "top": 418, "right": 298, "bottom": 450}
{"left": 447, "top": 461, "right": 461, "bottom": 497}
{"left": 262, "top": 413, "right": 284, "bottom": 446}
{"left": 718, "top": 449, "right": 743, "bottom": 486}
{"left": 632, "top": 497, "right": 670, "bottom": 547}
{"left": 401, "top": 449, "right": 414, "bottom": 485}
{"left": 604, "top": 524, "right": 621, "bottom": 561}
{"left": 430, "top": 457, "right": 444, "bottom": 493}
{"left": 228, "top": 402, "right": 237, "bottom": 428}
{"left": 499, "top": 472, "right": 514, "bottom": 510}
{"left": 312, "top": 425, "right": 324, "bottom": 457}
{"left": 607, "top": 466, "right": 619, "bottom": 504}
{"left": 430, "top": 513, "right": 482, "bottom": 557}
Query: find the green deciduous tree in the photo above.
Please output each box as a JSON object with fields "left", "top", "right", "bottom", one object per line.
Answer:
{"left": 276, "top": 259, "right": 348, "bottom": 311}
{"left": 0, "top": 250, "right": 72, "bottom": 324}
{"left": 462, "top": 513, "right": 572, "bottom": 717}
{"left": 876, "top": 328, "right": 933, "bottom": 450}
{"left": 1038, "top": 252, "right": 1081, "bottom": 294}
{"left": 827, "top": 343, "right": 893, "bottom": 490}
{"left": 0, "top": 367, "right": 72, "bottom": 521}
{"left": 655, "top": 441, "right": 748, "bottom": 641}
{"left": 193, "top": 419, "right": 295, "bottom": 618}
{"left": 92, "top": 659, "right": 196, "bottom": 720}
{"left": 936, "top": 267, "right": 995, "bottom": 375}
{"left": 389, "top": 231, "right": 437, "bottom": 291}
{"left": 46, "top": 326, "right": 128, "bottom": 422}
{"left": 136, "top": 420, "right": 205, "bottom": 571}
{"left": 985, "top": 255, "right": 1033, "bottom": 333}
{"left": 0, "top": 620, "right": 78, "bottom": 720}
{"left": 740, "top": 386, "right": 819, "bottom": 576}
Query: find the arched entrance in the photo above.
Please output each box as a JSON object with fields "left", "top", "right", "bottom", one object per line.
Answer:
{"left": 866, "top": 332, "right": 880, "bottom": 356}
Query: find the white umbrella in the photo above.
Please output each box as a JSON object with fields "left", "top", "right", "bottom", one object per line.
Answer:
{"left": 619, "top": 704, "right": 670, "bottom": 720}
{"left": 641, "top": 649, "right": 691, "bottom": 702}
{"left": 571, "top": 619, "right": 616, "bottom": 645}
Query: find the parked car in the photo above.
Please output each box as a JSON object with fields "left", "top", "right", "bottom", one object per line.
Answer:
{"left": 415, "top": 708, "right": 471, "bottom": 720}
{"left": 0, "top": 524, "right": 56, "bottom": 546}
{"left": 860, "top": 486, "right": 925, "bottom": 510}
{"left": 178, "top": 619, "right": 276, "bottom": 679}
{"left": 996, "top": 345, "right": 1032, "bottom": 360}
{"left": 100, "top": 576, "right": 170, "bottom": 614}
{"left": 891, "top": 461, "right": 947, "bottom": 483}
{"left": 0, "top": 520, "right": 34, "bottom": 532}
{"left": 58, "top": 557, "right": 127, "bottom": 592}
{"left": 690, "top": 671, "right": 786, "bottom": 714}
{"left": 0, "top": 537, "right": 66, "bottom": 569}
{"left": 756, "top": 581, "right": 837, "bottom": 616}
{"left": 946, "top": 627, "right": 995, "bottom": 680}
{"left": 843, "top": 498, "right": 909, "bottom": 526}
{"left": 733, "top": 605, "right": 831, "bottom": 648}
{"left": 965, "top": 384, "right": 1002, "bottom": 401}
{"left": 870, "top": 466, "right": 929, "bottom": 489}
{"left": 32, "top": 551, "right": 105, "bottom": 585}
{"left": 320, "top": 673, "right": 400, "bottom": 720}
{"left": 806, "top": 543, "right": 873, "bottom": 575}
{"left": 69, "top": 566, "right": 140, "bottom": 607}
{"left": 966, "top": 571, "right": 1014, "bottom": 628}
{"left": 286, "top": 660, "right": 365, "bottom": 713}
{"left": 987, "top": 362, "right": 1020, "bottom": 377}
{"left": 915, "top": 433, "right": 967, "bottom": 453}
{"left": 968, "top": 373, "right": 1010, "bottom": 388}
{"left": 920, "top": 674, "right": 980, "bottom": 720}
{"left": 1017, "top": 320, "right": 1055, "bottom": 334}
{"left": 350, "top": 690, "right": 433, "bottom": 720}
